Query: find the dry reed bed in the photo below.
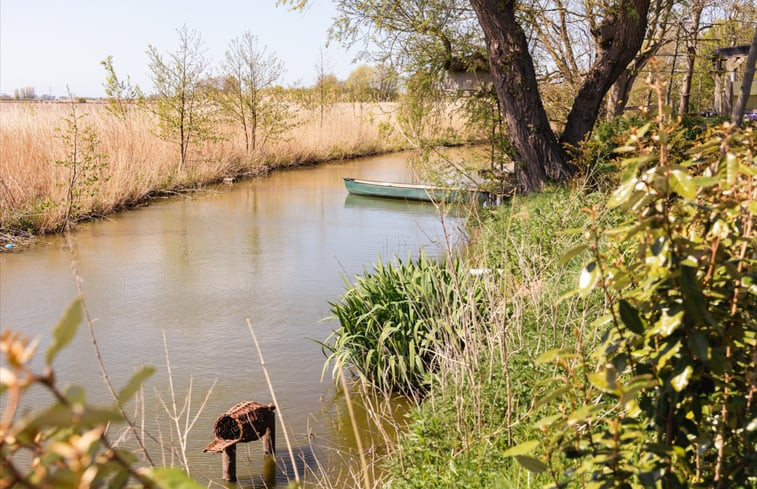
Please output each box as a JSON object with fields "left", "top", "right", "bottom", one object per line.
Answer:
{"left": 0, "top": 101, "right": 458, "bottom": 236}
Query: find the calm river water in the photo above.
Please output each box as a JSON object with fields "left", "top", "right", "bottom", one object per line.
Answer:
{"left": 0, "top": 152, "right": 467, "bottom": 487}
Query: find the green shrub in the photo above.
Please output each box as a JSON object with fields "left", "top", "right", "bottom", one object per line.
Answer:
{"left": 577, "top": 114, "right": 647, "bottom": 190}
{"left": 519, "top": 121, "right": 757, "bottom": 487}
{"left": 325, "top": 253, "right": 488, "bottom": 394}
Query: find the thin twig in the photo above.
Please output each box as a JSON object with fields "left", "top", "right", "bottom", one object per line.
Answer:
{"left": 246, "top": 317, "right": 301, "bottom": 487}
{"left": 65, "top": 232, "right": 155, "bottom": 466}
{"left": 157, "top": 331, "right": 216, "bottom": 476}
{"left": 339, "top": 369, "right": 371, "bottom": 489}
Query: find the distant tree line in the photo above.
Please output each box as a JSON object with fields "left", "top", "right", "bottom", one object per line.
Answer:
{"left": 100, "top": 25, "right": 401, "bottom": 171}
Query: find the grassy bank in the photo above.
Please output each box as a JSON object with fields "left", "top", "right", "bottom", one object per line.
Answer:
{"left": 0, "top": 101, "right": 471, "bottom": 239}
{"left": 326, "top": 187, "right": 611, "bottom": 487}
{"left": 379, "top": 188, "right": 611, "bottom": 488}
{"left": 325, "top": 118, "right": 756, "bottom": 488}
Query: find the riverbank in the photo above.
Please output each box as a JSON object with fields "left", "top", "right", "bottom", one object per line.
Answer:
{"left": 324, "top": 118, "right": 757, "bottom": 488}
{"left": 0, "top": 101, "right": 475, "bottom": 243}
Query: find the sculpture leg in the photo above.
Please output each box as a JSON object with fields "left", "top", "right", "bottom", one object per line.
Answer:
{"left": 263, "top": 415, "right": 276, "bottom": 456}
{"left": 222, "top": 444, "right": 237, "bottom": 481}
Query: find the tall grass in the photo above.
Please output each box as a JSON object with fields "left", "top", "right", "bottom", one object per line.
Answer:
{"left": 326, "top": 253, "right": 489, "bottom": 395}
{"left": 0, "top": 101, "right": 470, "bottom": 236}
{"left": 322, "top": 187, "right": 613, "bottom": 488}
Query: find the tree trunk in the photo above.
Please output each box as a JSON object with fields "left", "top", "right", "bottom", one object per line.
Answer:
{"left": 677, "top": 2, "right": 704, "bottom": 116}
{"left": 561, "top": 0, "right": 651, "bottom": 148}
{"left": 607, "top": 69, "right": 635, "bottom": 117}
{"left": 731, "top": 23, "right": 757, "bottom": 126}
{"left": 469, "top": 0, "right": 575, "bottom": 193}
{"left": 607, "top": 0, "right": 677, "bottom": 118}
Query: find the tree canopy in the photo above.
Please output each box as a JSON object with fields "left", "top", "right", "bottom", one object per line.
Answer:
{"left": 282, "top": 0, "right": 652, "bottom": 192}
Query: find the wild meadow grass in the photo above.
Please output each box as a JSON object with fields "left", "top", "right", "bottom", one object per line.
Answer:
{"left": 321, "top": 187, "right": 613, "bottom": 488}
{"left": 378, "top": 189, "right": 611, "bottom": 488}
{"left": 0, "top": 101, "right": 471, "bottom": 236}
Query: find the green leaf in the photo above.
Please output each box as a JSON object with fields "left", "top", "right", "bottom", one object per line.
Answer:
{"left": 502, "top": 440, "right": 540, "bottom": 457}
{"left": 515, "top": 455, "right": 548, "bottom": 473}
{"left": 534, "top": 387, "right": 569, "bottom": 411}
{"left": 117, "top": 366, "right": 155, "bottom": 407}
{"left": 681, "top": 266, "right": 708, "bottom": 324}
{"left": 648, "top": 309, "right": 683, "bottom": 338}
{"left": 558, "top": 243, "right": 588, "bottom": 266}
{"left": 534, "top": 349, "right": 578, "bottom": 365}
{"left": 567, "top": 404, "right": 599, "bottom": 425}
{"left": 618, "top": 300, "right": 644, "bottom": 335}
{"left": 687, "top": 332, "right": 709, "bottom": 360}
{"left": 46, "top": 299, "right": 82, "bottom": 365}
{"left": 535, "top": 348, "right": 561, "bottom": 365}
{"left": 16, "top": 404, "right": 121, "bottom": 442}
{"left": 657, "top": 340, "right": 682, "bottom": 369}
{"left": 588, "top": 368, "right": 618, "bottom": 394}
{"left": 636, "top": 122, "right": 651, "bottom": 138}
{"left": 726, "top": 152, "right": 738, "bottom": 187}
{"left": 670, "top": 169, "right": 696, "bottom": 200}
{"left": 146, "top": 467, "right": 205, "bottom": 489}
{"left": 578, "top": 262, "right": 599, "bottom": 298}
{"left": 607, "top": 177, "right": 638, "bottom": 208}
{"left": 534, "top": 413, "right": 562, "bottom": 430}
{"left": 671, "top": 366, "right": 693, "bottom": 392}
{"left": 693, "top": 176, "right": 718, "bottom": 188}
{"left": 63, "top": 385, "right": 86, "bottom": 405}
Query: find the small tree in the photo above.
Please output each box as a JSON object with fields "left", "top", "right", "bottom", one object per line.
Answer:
{"left": 55, "top": 95, "right": 110, "bottom": 228}
{"left": 100, "top": 55, "right": 141, "bottom": 121}
{"left": 218, "top": 32, "right": 290, "bottom": 152}
{"left": 314, "top": 50, "right": 338, "bottom": 128}
{"left": 346, "top": 64, "right": 375, "bottom": 107}
{"left": 146, "top": 25, "right": 214, "bottom": 172}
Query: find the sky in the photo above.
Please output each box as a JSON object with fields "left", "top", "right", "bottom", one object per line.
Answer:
{"left": 0, "top": 0, "right": 364, "bottom": 98}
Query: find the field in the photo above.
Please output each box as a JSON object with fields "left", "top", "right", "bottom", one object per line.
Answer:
{"left": 0, "top": 101, "right": 471, "bottom": 237}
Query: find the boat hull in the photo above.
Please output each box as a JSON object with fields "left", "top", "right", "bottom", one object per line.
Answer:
{"left": 343, "top": 178, "right": 488, "bottom": 205}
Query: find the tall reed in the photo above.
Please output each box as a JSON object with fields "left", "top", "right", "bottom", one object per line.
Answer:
{"left": 0, "top": 101, "right": 469, "bottom": 235}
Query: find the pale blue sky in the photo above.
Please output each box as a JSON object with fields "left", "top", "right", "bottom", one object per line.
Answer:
{"left": 0, "top": 0, "right": 362, "bottom": 97}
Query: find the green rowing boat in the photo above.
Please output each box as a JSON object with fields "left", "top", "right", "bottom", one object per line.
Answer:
{"left": 343, "top": 177, "right": 488, "bottom": 205}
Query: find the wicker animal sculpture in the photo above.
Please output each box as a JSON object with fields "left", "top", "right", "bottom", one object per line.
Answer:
{"left": 204, "top": 401, "right": 276, "bottom": 481}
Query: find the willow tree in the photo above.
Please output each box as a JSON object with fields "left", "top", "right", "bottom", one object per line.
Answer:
{"left": 283, "top": 0, "right": 650, "bottom": 193}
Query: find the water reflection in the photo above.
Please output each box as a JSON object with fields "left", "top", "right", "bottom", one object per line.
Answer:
{"left": 0, "top": 151, "right": 466, "bottom": 486}
{"left": 343, "top": 194, "right": 466, "bottom": 218}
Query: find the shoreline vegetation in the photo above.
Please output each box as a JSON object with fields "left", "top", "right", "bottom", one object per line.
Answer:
{"left": 324, "top": 117, "right": 756, "bottom": 488}
{"left": 0, "top": 100, "right": 475, "bottom": 246}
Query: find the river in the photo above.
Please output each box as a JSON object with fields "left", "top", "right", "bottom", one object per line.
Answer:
{"left": 0, "top": 151, "right": 468, "bottom": 487}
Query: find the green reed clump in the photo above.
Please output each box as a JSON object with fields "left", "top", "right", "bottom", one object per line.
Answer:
{"left": 325, "top": 253, "right": 488, "bottom": 394}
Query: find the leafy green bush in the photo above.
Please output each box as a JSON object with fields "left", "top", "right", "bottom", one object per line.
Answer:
{"left": 325, "top": 253, "right": 488, "bottom": 394}
{"left": 577, "top": 114, "right": 647, "bottom": 190}
{"left": 520, "top": 121, "right": 757, "bottom": 487}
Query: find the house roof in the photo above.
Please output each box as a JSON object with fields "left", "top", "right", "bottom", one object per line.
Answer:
{"left": 713, "top": 45, "right": 750, "bottom": 59}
